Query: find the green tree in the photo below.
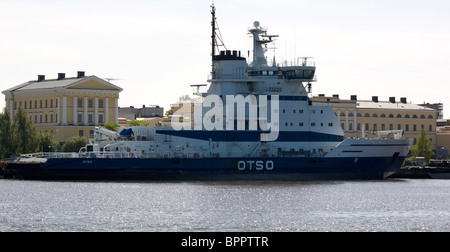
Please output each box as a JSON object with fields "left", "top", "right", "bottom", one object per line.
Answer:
{"left": 38, "top": 131, "right": 58, "bottom": 152}
{"left": 411, "top": 129, "right": 435, "bottom": 163}
{"left": 165, "top": 109, "right": 174, "bottom": 116}
{"left": 13, "top": 107, "right": 39, "bottom": 154}
{"left": 104, "top": 121, "right": 120, "bottom": 132}
{"left": 128, "top": 120, "right": 149, "bottom": 126}
{"left": 62, "top": 136, "right": 88, "bottom": 152}
{"left": 0, "top": 108, "right": 13, "bottom": 158}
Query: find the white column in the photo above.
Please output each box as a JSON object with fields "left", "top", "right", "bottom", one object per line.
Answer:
{"left": 57, "top": 97, "right": 61, "bottom": 125}
{"left": 62, "top": 96, "right": 67, "bottom": 125}
{"left": 105, "top": 98, "right": 109, "bottom": 123}
{"left": 9, "top": 100, "right": 14, "bottom": 121}
{"left": 73, "top": 96, "right": 78, "bottom": 125}
{"left": 345, "top": 109, "right": 349, "bottom": 132}
{"left": 114, "top": 97, "right": 119, "bottom": 124}
{"left": 94, "top": 97, "right": 99, "bottom": 125}
{"left": 84, "top": 97, "right": 88, "bottom": 125}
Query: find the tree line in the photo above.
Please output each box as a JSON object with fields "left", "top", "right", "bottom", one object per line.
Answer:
{"left": 0, "top": 107, "right": 86, "bottom": 159}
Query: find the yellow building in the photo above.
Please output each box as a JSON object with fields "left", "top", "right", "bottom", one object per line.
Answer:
{"left": 312, "top": 95, "right": 438, "bottom": 150}
{"left": 2, "top": 71, "right": 123, "bottom": 143}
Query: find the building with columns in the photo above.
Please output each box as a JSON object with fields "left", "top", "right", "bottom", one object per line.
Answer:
{"left": 2, "top": 71, "right": 123, "bottom": 143}
{"left": 312, "top": 95, "right": 438, "bottom": 151}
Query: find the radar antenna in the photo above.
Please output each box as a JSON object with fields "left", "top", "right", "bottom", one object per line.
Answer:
{"left": 105, "top": 77, "right": 121, "bottom": 82}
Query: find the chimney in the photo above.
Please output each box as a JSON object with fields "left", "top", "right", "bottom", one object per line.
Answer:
{"left": 77, "top": 71, "right": 85, "bottom": 78}
{"left": 401, "top": 97, "right": 407, "bottom": 104}
{"left": 37, "top": 75, "right": 45, "bottom": 82}
{"left": 389, "top": 97, "right": 396, "bottom": 103}
{"left": 351, "top": 95, "right": 357, "bottom": 101}
{"left": 58, "top": 73, "right": 66, "bottom": 80}
{"left": 372, "top": 96, "right": 379, "bottom": 103}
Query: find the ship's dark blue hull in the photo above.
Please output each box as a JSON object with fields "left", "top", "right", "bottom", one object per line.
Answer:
{"left": 7, "top": 155, "right": 405, "bottom": 181}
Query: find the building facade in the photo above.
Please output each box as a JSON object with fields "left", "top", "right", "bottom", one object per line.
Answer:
{"left": 312, "top": 95, "right": 438, "bottom": 150}
{"left": 2, "top": 72, "right": 123, "bottom": 143}
{"left": 119, "top": 105, "right": 164, "bottom": 121}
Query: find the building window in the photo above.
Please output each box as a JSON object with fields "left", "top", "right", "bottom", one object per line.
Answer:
{"left": 78, "top": 113, "right": 83, "bottom": 124}
{"left": 88, "top": 113, "right": 93, "bottom": 124}
{"left": 373, "top": 124, "right": 377, "bottom": 131}
{"left": 406, "top": 125, "right": 409, "bottom": 131}
{"left": 365, "top": 113, "right": 370, "bottom": 118}
{"left": 45, "top": 114, "right": 48, "bottom": 123}
{"left": 51, "top": 99, "right": 54, "bottom": 108}
{"left": 99, "top": 114, "right": 104, "bottom": 124}
{"left": 372, "top": 113, "right": 378, "bottom": 118}
{"left": 40, "top": 100, "right": 43, "bottom": 108}
{"left": 88, "top": 99, "right": 93, "bottom": 108}
{"left": 79, "top": 130, "right": 84, "bottom": 137}
{"left": 398, "top": 124, "right": 402, "bottom": 130}
{"left": 397, "top": 114, "right": 402, "bottom": 118}
{"left": 50, "top": 113, "right": 53, "bottom": 123}
{"left": 405, "top": 114, "right": 410, "bottom": 118}
{"left": 45, "top": 100, "right": 48, "bottom": 108}
{"left": 78, "top": 99, "right": 83, "bottom": 108}
{"left": 390, "top": 124, "right": 393, "bottom": 130}
{"left": 413, "top": 125, "right": 417, "bottom": 131}
{"left": 99, "top": 100, "right": 104, "bottom": 109}
{"left": 365, "top": 123, "right": 370, "bottom": 131}
{"left": 429, "top": 125, "right": 433, "bottom": 132}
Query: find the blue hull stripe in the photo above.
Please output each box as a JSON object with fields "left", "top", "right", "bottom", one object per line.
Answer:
{"left": 156, "top": 130, "right": 344, "bottom": 142}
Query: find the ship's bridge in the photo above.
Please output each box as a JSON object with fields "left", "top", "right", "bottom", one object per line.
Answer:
{"left": 248, "top": 57, "right": 316, "bottom": 81}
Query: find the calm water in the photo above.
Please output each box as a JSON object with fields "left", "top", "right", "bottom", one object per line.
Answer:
{"left": 0, "top": 179, "right": 449, "bottom": 232}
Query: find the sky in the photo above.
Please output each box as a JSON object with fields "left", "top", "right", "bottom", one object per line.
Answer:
{"left": 1, "top": 0, "right": 449, "bottom": 118}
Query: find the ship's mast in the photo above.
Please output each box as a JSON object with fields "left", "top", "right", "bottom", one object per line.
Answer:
{"left": 211, "top": 3, "right": 216, "bottom": 63}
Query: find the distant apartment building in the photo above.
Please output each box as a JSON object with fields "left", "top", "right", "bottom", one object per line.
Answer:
{"left": 2, "top": 71, "right": 123, "bottom": 143}
{"left": 119, "top": 105, "right": 164, "bottom": 121}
